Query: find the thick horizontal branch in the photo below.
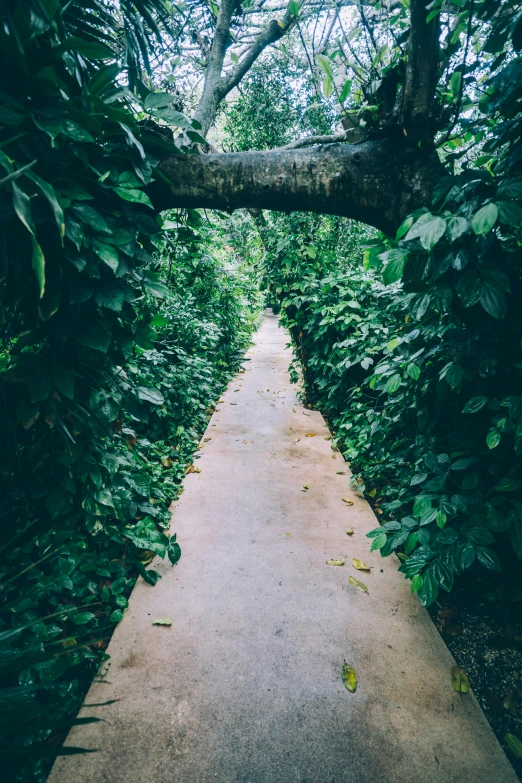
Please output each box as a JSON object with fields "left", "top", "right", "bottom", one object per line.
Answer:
{"left": 154, "top": 140, "right": 445, "bottom": 235}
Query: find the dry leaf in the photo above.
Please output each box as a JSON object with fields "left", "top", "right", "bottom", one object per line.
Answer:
{"left": 342, "top": 497, "right": 354, "bottom": 506}
{"left": 342, "top": 663, "right": 357, "bottom": 693}
{"left": 336, "top": 471, "right": 345, "bottom": 475}
{"left": 305, "top": 432, "right": 316, "bottom": 437}
{"left": 346, "top": 529, "right": 354, "bottom": 536}
{"left": 300, "top": 484, "right": 310, "bottom": 492}
{"left": 326, "top": 558, "right": 345, "bottom": 566}
{"left": 234, "top": 389, "right": 240, "bottom": 392}
{"left": 349, "top": 575, "right": 368, "bottom": 594}
{"left": 203, "top": 437, "right": 211, "bottom": 442}
{"left": 242, "top": 439, "right": 248, "bottom": 444}
{"left": 451, "top": 665, "right": 470, "bottom": 693}
{"left": 295, "top": 438, "right": 300, "bottom": 442}
{"left": 324, "top": 436, "right": 332, "bottom": 441}
{"left": 152, "top": 618, "right": 172, "bottom": 626}
{"left": 352, "top": 558, "right": 371, "bottom": 571}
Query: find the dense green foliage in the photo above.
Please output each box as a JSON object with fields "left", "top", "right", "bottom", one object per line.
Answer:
{"left": 0, "top": 3, "right": 258, "bottom": 778}
{"left": 257, "top": 55, "right": 522, "bottom": 609}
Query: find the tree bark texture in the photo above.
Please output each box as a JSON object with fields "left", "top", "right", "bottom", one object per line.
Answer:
{"left": 155, "top": 140, "right": 445, "bottom": 235}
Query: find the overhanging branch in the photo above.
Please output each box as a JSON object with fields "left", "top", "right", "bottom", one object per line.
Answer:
{"left": 153, "top": 140, "right": 445, "bottom": 235}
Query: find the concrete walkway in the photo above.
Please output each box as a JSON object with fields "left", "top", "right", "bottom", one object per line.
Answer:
{"left": 50, "top": 312, "right": 517, "bottom": 783}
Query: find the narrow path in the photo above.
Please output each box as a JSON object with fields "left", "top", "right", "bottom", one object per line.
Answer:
{"left": 50, "top": 313, "right": 517, "bottom": 783}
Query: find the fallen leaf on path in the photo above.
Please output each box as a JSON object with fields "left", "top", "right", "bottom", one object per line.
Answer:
{"left": 324, "top": 436, "right": 332, "bottom": 441}
{"left": 242, "top": 440, "right": 248, "bottom": 444}
{"left": 505, "top": 733, "right": 522, "bottom": 759}
{"left": 349, "top": 575, "right": 368, "bottom": 594}
{"left": 295, "top": 438, "right": 300, "bottom": 442}
{"left": 342, "top": 497, "right": 354, "bottom": 505}
{"left": 352, "top": 558, "right": 371, "bottom": 571}
{"left": 234, "top": 389, "right": 240, "bottom": 392}
{"left": 346, "top": 529, "right": 354, "bottom": 536}
{"left": 336, "top": 471, "right": 345, "bottom": 475}
{"left": 342, "top": 663, "right": 357, "bottom": 693}
{"left": 305, "top": 433, "right": 316, "bottom": 437}
{"left": 300, "top": 484, "right": 310, "bottom": 492}
{"left": 326, "top": 558, "right": 345, "bottom": 566}
{"left": 152, "top": 618, "right": 172, "bottom": 626}
{"left": 285, "top": 533, "right": 291, "bottom": 537}
{"left": 185, "top": 465, "right": 201, "bottom": 474}
{"left": 218, "top": 399, "right": 224, "bottom": 403}
{"left": 203, "top": 437, "right": 211, "bottom": 442}
{"left": 451, "top": 665, "right": 470, "bottom": 693}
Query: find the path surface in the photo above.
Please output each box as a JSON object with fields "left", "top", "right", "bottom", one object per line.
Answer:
{"left": 50, "top": 313, "right": 517, "bottom": 783}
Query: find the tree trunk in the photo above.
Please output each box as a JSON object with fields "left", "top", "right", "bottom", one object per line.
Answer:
{"left": 153, "top": 139, "right": 445, "bottom": 235}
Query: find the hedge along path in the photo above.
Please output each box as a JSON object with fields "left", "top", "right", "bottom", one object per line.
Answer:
{"left": 50, "top": 312, "right": 517, "bottom": 783}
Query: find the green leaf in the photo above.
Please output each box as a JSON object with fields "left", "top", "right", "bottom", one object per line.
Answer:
{"left": 113, "top": 187, "right": 153, "bottom": 209}
{"left": 410, "top": 574, "right": 423, "bottom": 593}
{"left": 383, "top": 255, "right": 406, "bottom": 285}
{"left": 418, "top": 571, "right": 438, "bottom": 606}
{"left": 486, "top": 431, "right": 501, "bottom": 449}
{"left": 472, "top": 202, "right": 498, "bottom": 235}
{"left": 72, "top": 612, "right": 96, "bottom": 625}
{"left": 341, "top": 663, "right": 357, "bottom": 692}
{"left": 462, "top": 396, "right": 488, "bottom": 414}
{"left": 413, "top": 496, "right": 432, "bottom": 517}
{"left": 322, "top": 75, "right": 334, "bottom": 99}
{"left": 339, "top": 79, "right": 352, "bottom": 102}
{"left": 316, "top": 54, "right": 334, "bottom": 80}
{"left": 406, "top": 215, "right": 446, "bottom": 251}
{"left": 480, "top": 284, "right": 507, "bottom": 319}
{"left": 57, "top": 37, "right": 114, "bottom": 60}
{"left": 476, "top": 546, "right": 501, "bottom": 571}
{"left": 496, "top": 200, "right": 522, "bottom": 226}
{"left": 370, "top": 532, "right": 388, "bottom": 551}
{"left": 445, "top": 363, "right": 463, "bottom": 389}
{"left": 136, "top": 386, "right": 164, "bottom": 405}
{"left": 92, "top": 239, "right": 119, "bottom": 271}
{"left": 505, "top": 733, "right": 522, "bottom": 759}
{"left": 288, "top": 0, "right": 300, "bottom": 15}
{"left": 386, "top": 373, "right": 401, "bottom": 394}
{"left": 451, "top": 666, "right": 470, "bottom": 693}
{"left": 31, "top": 237, "right": 46, "bottom": 299}
{"left": 407, "top": 363, "right": 421, "bottom": 380}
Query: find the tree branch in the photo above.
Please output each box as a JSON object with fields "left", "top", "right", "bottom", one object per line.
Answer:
{"left": 193, "top": 0, "right": 236, "bottom": 135}
{"left": 221, "top": 11, "right": 294, "bottom": 96}
{"left": 153, "top": 140, "right": 445, "bottom": 235}
{"left": 277, "top": 131, "right": 350, "bottom": 150}
{"left": 401, "top": 0, "right": 441, "bottom": 145}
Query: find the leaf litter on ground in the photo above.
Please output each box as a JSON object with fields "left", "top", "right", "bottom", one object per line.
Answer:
{"left": 342, "top": 662, "right": 357, "bottom": 692}
{"left": 152, "top": 618, "right": 173, "bottom": 626}
{"left": 326, "top": 558, "right": 345, "bottom": 566}
{"left": 451, "top": 665, "right": 470, "bottom": 693}
{"left": 349, "top": 575, "right": 368, "bottom": 594}
{"left": 352, "top": 558, "right": 371, "bottom": 571}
